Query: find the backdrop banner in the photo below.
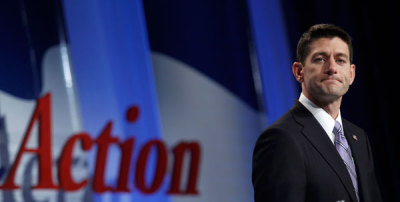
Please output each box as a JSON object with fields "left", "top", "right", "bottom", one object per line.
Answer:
{"left": 143, "top": 0, "right": 267, "bottom": 201}
{"left": 0, "top": 0, "right": 298, "bottom": 202}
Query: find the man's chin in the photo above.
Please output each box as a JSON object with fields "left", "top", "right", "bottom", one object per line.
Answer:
{"left": 312, "top": 88, "right": 346, "bottom": 103}
{"left": 319, "top": 92, "right": 345, "bottom": 103}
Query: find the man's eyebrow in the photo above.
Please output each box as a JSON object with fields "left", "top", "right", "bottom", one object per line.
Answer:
{"left": 335, "top": 52, "right": 349, "bottom": 59}
{"left": 311, "top": 52, "right": 329, "bottom": 58}
{"left": 311, "top": 51, "right": 349, "bottom": 59}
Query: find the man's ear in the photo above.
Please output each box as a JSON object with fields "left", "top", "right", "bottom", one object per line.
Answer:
{"left": 292, "top": 62, "right": 304, "bottom": 83}
{"left": 349, "top": 64, "right": 356, "bottom": 85}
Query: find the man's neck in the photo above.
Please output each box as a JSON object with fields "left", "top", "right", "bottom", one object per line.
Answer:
{"left": 302, "top": 91, "right": 342, "bottom": 119}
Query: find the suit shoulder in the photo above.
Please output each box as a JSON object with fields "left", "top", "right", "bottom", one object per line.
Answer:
{"left": 342, "top": 118, "right": 366, "bottom": 135}
{"left": 266, "top": 109, "right": 300, "bottom": 132}
{"left": 253, "top": 110, "right": 304, "bottom": 159}
{"left": 256, "top": 110, "right": 301, "bottom": 143}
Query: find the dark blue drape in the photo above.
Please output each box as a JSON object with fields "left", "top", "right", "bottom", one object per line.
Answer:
{"left": 281, "top": 1, "right": 400, "bottom": 201}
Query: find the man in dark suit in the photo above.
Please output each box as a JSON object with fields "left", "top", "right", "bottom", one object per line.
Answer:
{"left": 252, "top": 24, "right": 382, "bottom": 202}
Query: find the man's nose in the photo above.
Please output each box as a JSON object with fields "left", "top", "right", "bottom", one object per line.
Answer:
{"left": 325, "top": 57, "right": 338, "bottom": 75}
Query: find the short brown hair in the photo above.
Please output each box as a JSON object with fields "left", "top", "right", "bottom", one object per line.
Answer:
{"left": 296, "top": 24, "right": 353, "bottom": 64}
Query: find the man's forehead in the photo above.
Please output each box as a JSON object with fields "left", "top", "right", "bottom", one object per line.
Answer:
{"left": 308, "top": 37, "right": 350, "bottom": 56}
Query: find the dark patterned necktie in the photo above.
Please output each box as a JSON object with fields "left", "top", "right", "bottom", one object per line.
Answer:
{"left": 333, "top": 121, "right": 359, "bottom": 201}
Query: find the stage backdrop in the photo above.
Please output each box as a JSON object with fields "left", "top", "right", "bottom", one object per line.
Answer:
{"left": 0, "top": 0, "right": 297, "bottom": 201}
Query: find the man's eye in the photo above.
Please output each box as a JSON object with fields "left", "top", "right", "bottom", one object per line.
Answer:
{"left": 314, "top": 57, "right": 324, "bottom": 63}
{"left": 337, "top": 59, "right": 346, "bottom": 64}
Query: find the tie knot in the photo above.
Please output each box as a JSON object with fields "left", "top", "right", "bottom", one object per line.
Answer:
{"left": 333, "top": 121, "right": 344, "bottom": 137}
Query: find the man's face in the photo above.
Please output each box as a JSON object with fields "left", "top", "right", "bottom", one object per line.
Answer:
{"left": 294, "top": 37, "right": 356, "bottom": 104}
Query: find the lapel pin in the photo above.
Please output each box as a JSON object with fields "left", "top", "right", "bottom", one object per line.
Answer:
{"left": 352, "top": 135, "right": 358, "bottom": 141}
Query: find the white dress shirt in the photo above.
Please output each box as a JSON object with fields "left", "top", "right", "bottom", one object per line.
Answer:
{"left": 298, "top": 93, "right": 343, "bottom": 144}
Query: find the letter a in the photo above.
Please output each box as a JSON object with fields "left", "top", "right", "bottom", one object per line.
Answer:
{"left": 0, "top": 93, "right": 58, "bottom": 189}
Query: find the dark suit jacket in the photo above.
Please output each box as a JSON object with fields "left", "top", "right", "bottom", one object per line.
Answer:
{"left": 252, "top": 101, "right": 382, "bottom": 202}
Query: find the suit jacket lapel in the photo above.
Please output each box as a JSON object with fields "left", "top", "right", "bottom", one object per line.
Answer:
{"left": 291, "top": 101, "right": 358, "bottom": 202}
{"left": 343, "top": 120, "right": 365, "bottom": 201}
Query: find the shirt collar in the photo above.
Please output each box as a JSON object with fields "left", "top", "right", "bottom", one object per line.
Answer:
{"left": 299, "top": 93, "right": 342, "bottom": 143}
